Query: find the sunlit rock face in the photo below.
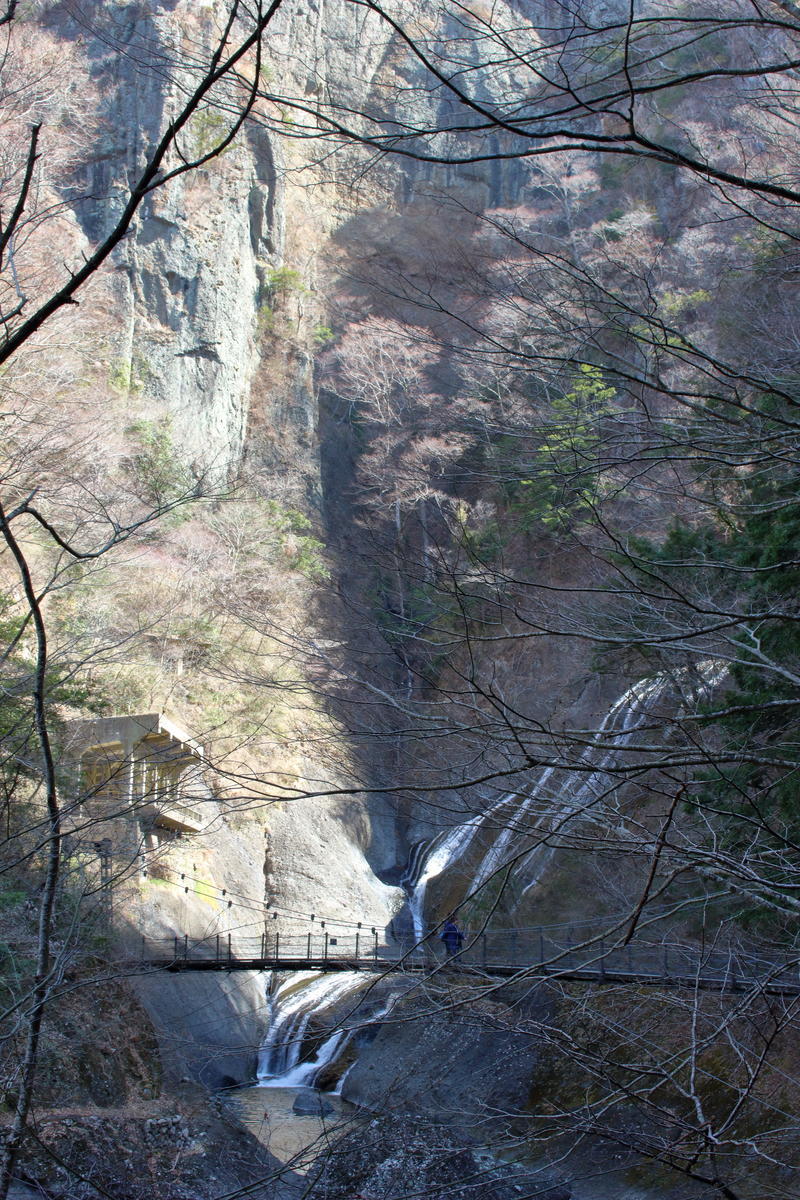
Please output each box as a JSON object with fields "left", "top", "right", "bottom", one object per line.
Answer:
{"left": 65, "top": 0, "right": 538, "bottom": 479}
{"left": 51, "top": 0, "right": 540, "bottom": 488}
{"left": 64, "top": 3, "right": 281, "bottom": 470}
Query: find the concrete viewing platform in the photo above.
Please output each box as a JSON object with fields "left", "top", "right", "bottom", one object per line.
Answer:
{"left": 64, "top": 712, "right": 206, "bottom": 833}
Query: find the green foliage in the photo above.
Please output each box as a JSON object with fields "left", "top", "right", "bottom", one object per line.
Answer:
{"left": 0, "top": 887, "right": 26, "bottom": 912}
{"left": 372, "top": 574, "right": 441, "bottom": 655}
{"left": 660, "top": 289, "right": 710, "bottom": 318}
{"left": 0, "top": 586, "right": 112, "bottom": 876}
{"left": 108, "top": 359, "right": 131, "bottom": 392}
{"left": 223, "top": 499, "right": 329, "bottom": 580}
{"left": 461, "top": 516, "right": 502, "bottom": 564}
{"left": 263, "top": 502, "right": 330, "bottom": 579}
{"left": 507, "top": 365, "right": 616, "bottom": 534}
{"left": 312, "top": 324, "right": 334, "bottom": 346}
{"left": 256, "top": 301, "right": 275, "bottom": 337}
{"left": 109, "top": 352, "right": 150, "bottom": 395}
{"left": 630, "top": 402, "right": 800, "bottom": 872}
{"left": 264, "top": 267, "right": 305, "bottom": 299}
{"left": 191, "top": 108, "right": 228, "bottom": 157}
{"left": 733, "top": 227, "right": 791, "bottom": 267}
{"left": 256, "top": 269, "right": 307, "bottom": 341}
{"left": 0, "top": 597, "right": 43, "bottom": 784}
{"left": 123, "top": 418, "right": 195, "bottom": 508}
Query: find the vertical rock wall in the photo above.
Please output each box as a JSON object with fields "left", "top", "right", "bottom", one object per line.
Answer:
{"left": 68, "top": 0, "right": 285, "bottom": 469}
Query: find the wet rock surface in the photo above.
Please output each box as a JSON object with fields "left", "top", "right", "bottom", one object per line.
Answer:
{"left": 293, "top": 1089, "right": 334, "bottom": 1117}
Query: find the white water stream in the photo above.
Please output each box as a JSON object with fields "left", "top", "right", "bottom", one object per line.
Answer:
{"left": 405, "top": 662, "right": 726, "bottom": 931}
{"left": 258, "top": 970, "right": 402, "bottom": 1094}
{"left": 258, "top": 971, "right": 366, "bottom": 1087}
{"left": 257, "top": 665, "right": 726, "bottom": 1104}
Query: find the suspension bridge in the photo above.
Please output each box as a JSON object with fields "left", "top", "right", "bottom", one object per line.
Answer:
{"left": 133, "top": 924, "right": 800, "bottom": 996}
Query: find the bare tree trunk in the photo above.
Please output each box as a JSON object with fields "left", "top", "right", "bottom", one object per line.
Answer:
{"left": 0, "top": 504, "right": 61, "bottom": 1200}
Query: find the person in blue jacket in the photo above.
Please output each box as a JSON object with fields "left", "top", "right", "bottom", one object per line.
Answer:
{"left": 440, "top": 914, "right": 464, "bottom": 956}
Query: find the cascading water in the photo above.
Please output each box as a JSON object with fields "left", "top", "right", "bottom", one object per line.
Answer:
{"left": 511, "top": 661, "right": 729, "bottom": 897}
{"left": 407, "top": 821, "right": 481, "bottom": 940}
{"left": 259, "top": 665, "right": 727, "bottom": 1099}
{"left": 404, "top": 662, "right": 727, "bottom": 927}
{"left": 259, "top": 970, "right": 405, "bottom": 1092}
{"left": 510, "top": 674, "right": 676, "bottom": 898}
{"left": 258, "top": 971, "right": 366, "bottom": 1087}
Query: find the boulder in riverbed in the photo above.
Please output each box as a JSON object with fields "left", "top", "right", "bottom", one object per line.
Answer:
{"left": 292, "top": 1089, "right": 335, "bottom": 1117}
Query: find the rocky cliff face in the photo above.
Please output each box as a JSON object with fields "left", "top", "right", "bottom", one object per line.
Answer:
{"left": 66, "top": 2, "right": 283, "bottom": 469}
{"left": 51, "top": 0, "right": 536, "bottom": 927}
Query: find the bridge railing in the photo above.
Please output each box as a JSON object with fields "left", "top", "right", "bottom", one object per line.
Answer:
{"left": 136, "top": 928, "right": 800, "bottom": 990}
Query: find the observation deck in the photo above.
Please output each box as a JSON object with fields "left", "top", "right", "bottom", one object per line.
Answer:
{"left": 64, "top": 712, "right": 205, "bottom": 834}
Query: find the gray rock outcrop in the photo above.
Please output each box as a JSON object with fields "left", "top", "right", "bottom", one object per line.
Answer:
{"left": 342, "top": 988, "right": 553, "bottom": 1120}
{"left": 133, "top": 969, "right": 268, "bottom": 1090}
{"left": 72, "top": 1, "right": 283, "bottom": 470}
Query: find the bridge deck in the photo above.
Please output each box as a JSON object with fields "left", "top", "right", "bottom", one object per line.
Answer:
{"left": 131, "top": 930, "right": 800, "bottom": 996}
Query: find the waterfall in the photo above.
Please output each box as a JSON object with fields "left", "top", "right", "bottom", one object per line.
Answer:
{"left": 404, "top": 774, "right": 557, "bottom": 937}
{"left": 509, "top": 674, "right": 674, "bottom": 898}
{"left": 480, "top": 674, "right": 671, "bottom": 895}
{"left": 259, "top": 665, "right": 728, "bottom": 1095}
{"left": 511, "top": 661, "right": 728, "bottom": 897}
{"left": 406, "top": 662, "right": 727, "bottom": 925}
{"left": 407, "top": 820, "right": 485, "bottom": 940}
{"left": 259, "top": 970, "right": 404, "bottom": 1091}
{"left": 258, "top": 971, "right": 365, "bottom": 1087}
{"left": 262, "top": 1024, "right": 350, "bottom": 1089}
{"left": 399, "top": 839, "right": 429, "bottom": 892}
